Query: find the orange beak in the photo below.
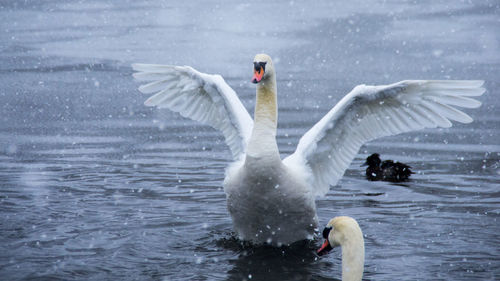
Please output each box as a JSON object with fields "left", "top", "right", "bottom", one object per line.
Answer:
{"left": 252, "top": 68, "right": 264, "bottom": 83}
{"left": 317, "top": 239, "right": 333, "bottom": 256}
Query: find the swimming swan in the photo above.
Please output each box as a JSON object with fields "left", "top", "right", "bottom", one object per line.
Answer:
{"left": 132, "top": 54, "right": 484, "bottom": 245}
{"left": 317, "top": 216, "right": 364, "bottom": 281}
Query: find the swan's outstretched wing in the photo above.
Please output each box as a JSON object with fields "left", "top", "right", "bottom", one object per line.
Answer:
{"left": 283, "top": 80, "right": 485, "bottom": 197}
{"left": 132, "top": 64, "right": 253, "bottom": 160}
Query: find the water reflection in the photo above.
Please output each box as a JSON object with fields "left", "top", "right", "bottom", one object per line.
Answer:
{"left": 218, "top": 238, "right": 332, "bottom": 281}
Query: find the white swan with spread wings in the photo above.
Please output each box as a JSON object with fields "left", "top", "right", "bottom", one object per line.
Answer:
{"left": 132, "top": 54, "right": 484, "bottom": 245}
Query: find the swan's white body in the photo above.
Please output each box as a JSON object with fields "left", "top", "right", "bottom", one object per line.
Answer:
{"left": 132, "top": 54, "right": 484, "bottom": 245}
{"left": 224, "top": 157, "right": 317, "bottom": 244}
{"left": 318, "top": 216, "right": 365, "bottom": 281}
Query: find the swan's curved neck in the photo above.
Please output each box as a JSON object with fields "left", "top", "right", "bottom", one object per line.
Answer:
{"left": 246, "top": 76, "right": 279, "bottom": 159}
{"left": 254, "top": 79, "right": 277, "bottom": 128}
{"left": 341, "top": 231, "right": 365, "bottom": 281}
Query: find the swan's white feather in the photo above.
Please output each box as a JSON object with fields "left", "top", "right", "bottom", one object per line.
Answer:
{"left": 284, "top": 80, "right": 485, "bottom": 197}
{"left": 132, "top": 64, "right": 253, "bottom": 160}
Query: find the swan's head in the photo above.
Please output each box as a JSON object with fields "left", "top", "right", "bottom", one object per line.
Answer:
{"left": 252, "top": 54, "right": 274, "bottom": 84}
{"left": 362, "top": 153, "right": 381, "bottom": 167}
{"left": 317, "top": 216, "right": 362, "bottom": 256}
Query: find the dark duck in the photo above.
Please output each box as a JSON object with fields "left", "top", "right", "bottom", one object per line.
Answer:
{"left": 363, "top": 153, "right": 413, "bottom": 182}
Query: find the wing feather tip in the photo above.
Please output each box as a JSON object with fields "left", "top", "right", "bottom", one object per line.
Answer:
{"left": 467, "top": 99, "right": 482, "bottom": 109}
{"left": 131, "top": 63, "right": 179, "bottom": 74}
{"left": 138, "top": 85, "right": 151, "bottom": 94}
{"left": 458, "top": 112, "right": 474, "bottom": 124}
{"left": 131, "top": 63, "right": 157, "bottom": 72}
{"left": 144, "top": 99, "right": 157, "bottom": 107}
{"left": 130, "top": 63, "right": 141, "bottom": 70}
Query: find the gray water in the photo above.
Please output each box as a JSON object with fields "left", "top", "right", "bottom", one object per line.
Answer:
{"left": 1, "top": 0, "right": 499, "bottom": 280}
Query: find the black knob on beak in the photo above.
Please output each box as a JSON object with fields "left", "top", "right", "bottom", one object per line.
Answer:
{"left": 254, "top": 62, "right": 262, "bottom": 72}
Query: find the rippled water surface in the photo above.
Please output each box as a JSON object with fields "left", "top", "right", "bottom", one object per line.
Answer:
{"left": 1, "top": 0, "right": 499, "bottom": 280}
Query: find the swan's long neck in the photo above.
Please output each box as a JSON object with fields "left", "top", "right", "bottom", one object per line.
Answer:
{"left": 341, "top": 231, "right": 365, "bottom": 281}
{"left": 254, "top": 80, "right": 277, "bottom": 131}
{"left": 246, "top": 77, "right": 279, "bottom": 160}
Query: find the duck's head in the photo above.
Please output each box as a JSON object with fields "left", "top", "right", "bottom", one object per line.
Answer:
{"left": 317, "top": 216, "right": 361, "bottom": 256}
{"left": 362, "top": 153, "right": 381, "bottom": 167}
{"left": 252, "top": 54, "right": 274, "bottom": 84}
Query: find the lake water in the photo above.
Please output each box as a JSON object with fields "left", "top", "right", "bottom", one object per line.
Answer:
{"left": 1, "top": 0, "right": 499, "bottom": 280}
